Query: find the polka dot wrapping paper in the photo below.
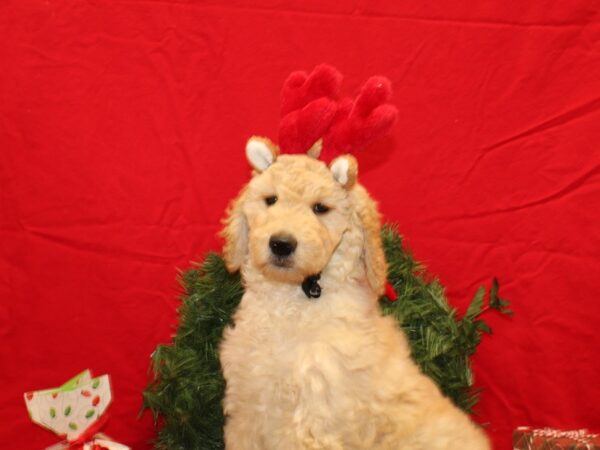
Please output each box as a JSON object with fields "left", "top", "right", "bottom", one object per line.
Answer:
{"left": 24, "top": 370, "right": 129, "bottom": 449}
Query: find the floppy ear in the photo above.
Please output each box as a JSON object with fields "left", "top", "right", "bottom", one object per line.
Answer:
{"left": 329, "top": 154, "right": 358, "bottom": 189}
{"left": 352, "top": 185, "right": 387, "bottom": 296}
{"left": 221, "top": 187, "right": 248, "bottom": 272}
{"left": 246, "top": 136, "right": 279, "bottom": 172}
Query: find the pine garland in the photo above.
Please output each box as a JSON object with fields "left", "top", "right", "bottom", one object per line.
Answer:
{"left": 143, "top": 225, "right": 510, "bottom": 450}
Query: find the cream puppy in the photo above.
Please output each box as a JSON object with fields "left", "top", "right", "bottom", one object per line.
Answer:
{"left": 219, "top": 137, "right": 490, "bottom": 450}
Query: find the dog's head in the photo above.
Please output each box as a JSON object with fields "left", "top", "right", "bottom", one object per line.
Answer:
{"left": 221, "top": 136, "right": 387, "bottom": 296}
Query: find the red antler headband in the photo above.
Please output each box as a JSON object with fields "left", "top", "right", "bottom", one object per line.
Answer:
{"left": 277, "top": 64, "right": 398, "bottom": 163}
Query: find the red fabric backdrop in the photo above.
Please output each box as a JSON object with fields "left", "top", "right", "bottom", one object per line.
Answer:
{"left": 2, "top": 1, "right": 600, "bottom": 448}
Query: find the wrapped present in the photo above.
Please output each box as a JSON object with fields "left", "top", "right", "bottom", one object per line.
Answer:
{"left": 514, "top": 426, "right": 600, "bottom": 450}
{"left": 45, "top": 433, "right": 129, "bottom": 450}
{"left": 24, "top": 370, "right": 130, "bottom": 450}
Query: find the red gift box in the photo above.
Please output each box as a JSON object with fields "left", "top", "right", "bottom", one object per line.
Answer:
{"left": 513, "top": 426, "right": 600, "bottom": 450}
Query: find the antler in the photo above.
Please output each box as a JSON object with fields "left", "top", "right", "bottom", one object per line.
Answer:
{"left": 277, "top": 65, "right": 397, "bottom": 162}
{"left": 320, "top": 76, "right": 398, "bottom": 162}
{"left": 278, "top": 64, "right": 342, "bottom": 154}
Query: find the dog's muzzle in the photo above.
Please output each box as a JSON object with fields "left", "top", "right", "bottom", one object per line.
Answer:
{"left": 269, "top": 234, "right": 297, "bottom": 257}
{"left": 269, "top": 233, "right": 297, "bottom": 268}
{"left": 268, "top": 233, "right": 322, "bottom": 299}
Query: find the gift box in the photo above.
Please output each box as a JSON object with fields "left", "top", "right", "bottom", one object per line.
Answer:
{"left": 514, "top": 426, "right": 600, "bottom": 450}
{"left": 24, "top": 370, "right": 130, "bottom": 450}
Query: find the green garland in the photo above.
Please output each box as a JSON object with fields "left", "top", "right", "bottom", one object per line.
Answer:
{"left": 143, "top": 225, "right": 510, "bottom": 450}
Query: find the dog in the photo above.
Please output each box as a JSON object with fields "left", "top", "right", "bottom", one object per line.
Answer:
{"left": 218, "top": 136, "right": 490, "bottom": 449}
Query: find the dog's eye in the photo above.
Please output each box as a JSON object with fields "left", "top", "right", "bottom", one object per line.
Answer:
{"left": 312, "top": 203, "right": 330, "bottom": 214}
{"left": 265, "top": 195, "right": 278, "bottom": 206}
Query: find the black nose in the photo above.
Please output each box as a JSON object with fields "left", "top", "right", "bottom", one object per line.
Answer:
{"left": 269, "top": 234, "right": 297, "bottom": 257}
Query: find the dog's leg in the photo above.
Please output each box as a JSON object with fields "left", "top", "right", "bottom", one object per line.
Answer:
{"left": 223, "top": 415, "right": 266, "bottom": 450}
{"left": 412, "top": 411, "right": 491, "bottom": 450}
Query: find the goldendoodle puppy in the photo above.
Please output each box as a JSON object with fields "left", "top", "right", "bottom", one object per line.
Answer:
{"left": 219, "top": 137, "right": 490, "bottom": 450}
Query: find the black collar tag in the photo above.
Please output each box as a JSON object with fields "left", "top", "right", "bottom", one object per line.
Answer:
{"left": 302, "top": 273, "right": 321, "bottom": 299}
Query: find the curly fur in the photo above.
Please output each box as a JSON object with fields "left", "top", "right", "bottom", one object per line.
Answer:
{"left": 219, "top": 142, "right": 490, "bottom": 450}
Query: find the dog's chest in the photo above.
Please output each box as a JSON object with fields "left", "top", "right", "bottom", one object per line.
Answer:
{"left": 222, "top": 294, "right": 340, "bottom": 372}
{"left": 218, "top": 291, "right": 427, "bottom": 448}
{"left": 220, "top": 291, "right": 384, "bottom": 405}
